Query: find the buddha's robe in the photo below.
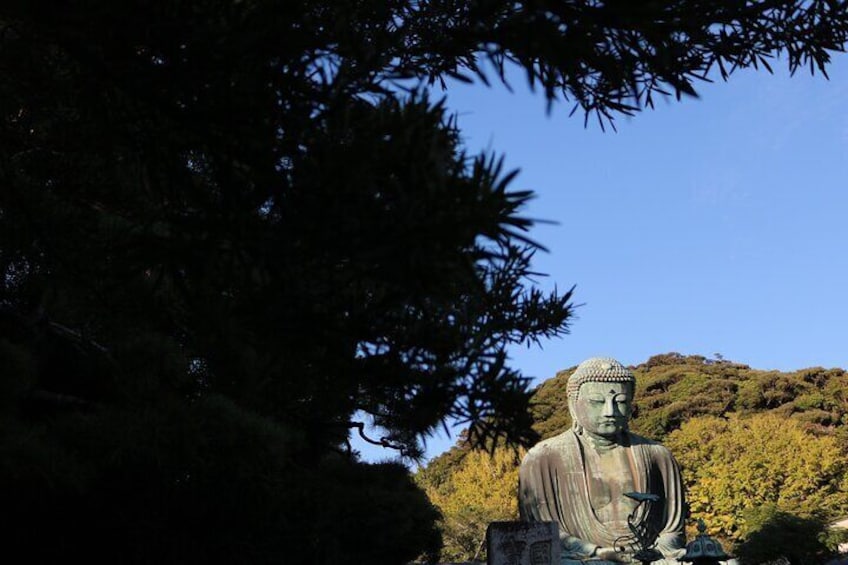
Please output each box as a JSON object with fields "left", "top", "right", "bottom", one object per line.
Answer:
{"left": 518, "top": 429, "right": 686, "bottom": 562}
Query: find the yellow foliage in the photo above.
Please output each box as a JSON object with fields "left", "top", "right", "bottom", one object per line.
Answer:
{"left": 666, "top": 414, "right": 848, "bottom": 546}
{"left": 418, "top": 446, "right": 523, "bottom": 562}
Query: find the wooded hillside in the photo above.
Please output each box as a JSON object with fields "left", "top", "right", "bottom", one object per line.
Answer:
{"left": 417, "top": 354, "right": 848, "bottom": 562}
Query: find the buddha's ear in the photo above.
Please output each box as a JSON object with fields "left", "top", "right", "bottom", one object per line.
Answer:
{"left": 630, "top": 403, "right": 639, "bottom": 420}
{"left": 567, "top": 395, "right": 583, "bottom": 433}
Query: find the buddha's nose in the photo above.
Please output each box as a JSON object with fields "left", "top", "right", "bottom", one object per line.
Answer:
{"left": 603, "top": 398, "right": 616, "bottom": 417}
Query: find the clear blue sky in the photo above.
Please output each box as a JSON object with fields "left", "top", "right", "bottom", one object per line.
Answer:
{"left": 354, "top": 54, "right": 848, "bottom": 464}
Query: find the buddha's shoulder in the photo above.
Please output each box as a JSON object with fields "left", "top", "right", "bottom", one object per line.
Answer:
{"left": 627, "top": 431, "right": 660, "bottom": 446}
{"left": 627, "top": 432, "right": 676, "bottom": 457}
{"left": 522, "top": 430, "right": 676, "bottom": 463}
{"left": 522, "top": 430, "right": 574, "bottom": 458}
{"left": 521, "top": 430, "right": 583, "bottom": 468}
{"left": 526, "top": 430, "right": 665, "bottom": 448}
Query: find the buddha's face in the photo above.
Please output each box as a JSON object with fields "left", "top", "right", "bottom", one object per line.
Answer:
{"left": 572, "top": 381, "right": 633, "bottom": 439}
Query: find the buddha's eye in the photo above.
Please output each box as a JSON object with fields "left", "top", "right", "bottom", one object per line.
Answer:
{"left": 587, "top": 397, "right": 604, "bottom": 404}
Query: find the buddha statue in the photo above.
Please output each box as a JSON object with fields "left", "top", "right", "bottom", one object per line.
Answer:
{"left": 518, "top": 357, "right": 686, "bottom": 564}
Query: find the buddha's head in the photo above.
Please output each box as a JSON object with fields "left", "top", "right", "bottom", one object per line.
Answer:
{"left": 567, "top": 357, "right": 635, "bottom": 440}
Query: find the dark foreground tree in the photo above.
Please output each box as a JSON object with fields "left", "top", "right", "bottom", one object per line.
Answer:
{"left": 1, "top": 1, "right": 847, "bottom": 563}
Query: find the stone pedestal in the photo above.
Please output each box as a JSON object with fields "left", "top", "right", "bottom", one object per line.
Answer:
{"left": 487, "top": 521, "right": 560, "bottom": 565}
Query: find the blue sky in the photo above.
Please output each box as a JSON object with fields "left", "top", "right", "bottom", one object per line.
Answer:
{"left": 355, "top": 54, "right": 848, "bottom": 464}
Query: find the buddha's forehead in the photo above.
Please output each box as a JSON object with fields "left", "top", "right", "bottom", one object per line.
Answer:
{"left": 579, "top": 380, "right": 632, "bottom": 396}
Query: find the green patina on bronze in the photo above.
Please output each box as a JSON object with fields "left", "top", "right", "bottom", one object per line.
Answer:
{"left": 519, "top": 358, "right": 687, "bottom": 564}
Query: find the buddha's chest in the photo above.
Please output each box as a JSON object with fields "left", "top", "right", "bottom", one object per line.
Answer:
{"left": 583, "top": 448, "right": 639, "bottom": 523}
